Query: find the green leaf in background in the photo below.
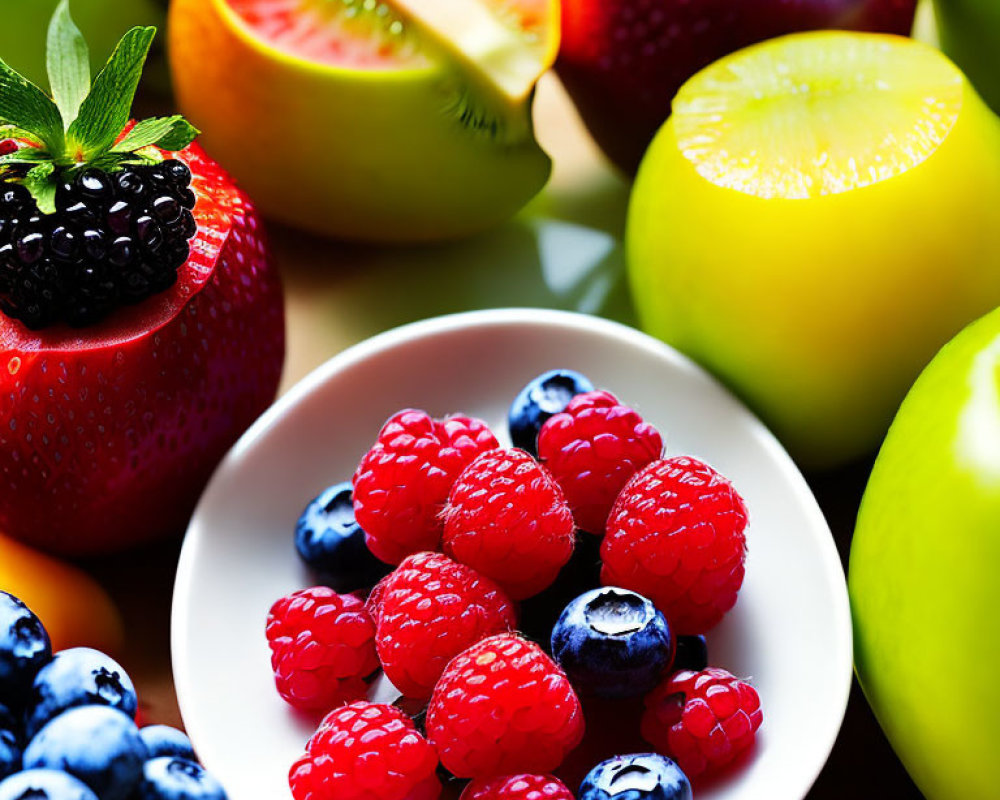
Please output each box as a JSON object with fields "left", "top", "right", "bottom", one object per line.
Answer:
{"left": 23, "top": 161, "right": 57, "bottom": 214}
{"left": 0, "top": 57, "right": 64, "bottom": 154}
{"left": 46, "top": 0, "right": 90, "bottom": 130}
{"left": 111, "top": 115, "right": 199, "bottom": 154}
{"left": 67, "top": 25, "right": 154, "bottom": 159}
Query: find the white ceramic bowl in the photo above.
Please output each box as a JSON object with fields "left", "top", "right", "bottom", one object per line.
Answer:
{"left": 172, "top": 308, "right": 852, "bottom": 800}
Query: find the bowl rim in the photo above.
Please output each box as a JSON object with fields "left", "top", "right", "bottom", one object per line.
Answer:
{"left": 172, "top": 307, "right": 853, "bottom": 799}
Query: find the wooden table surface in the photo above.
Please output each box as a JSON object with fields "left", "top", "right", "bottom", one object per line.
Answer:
{"left": 79, "top": 75, "right": 923, "bottom": 798}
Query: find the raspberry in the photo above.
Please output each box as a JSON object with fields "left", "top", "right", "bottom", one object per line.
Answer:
{"left": 365, "top": 574, "right": 391, "bottom": 626}
{"left": 426, "top": 633, "right": 584, "bottom": 778}
{"left": 289, "top": 702, "right": 440, "bottom": 800}
{"left": 442, "top": 448, "right": 575, "bottom": 600}
{"left": 265, "top": 587, "right": 377, "bottom": 712}
{"left": 641, "top": 668, "right": 763, "bottom": 778}
{"left": 353, "top": 410, "right": 499, "bottom": 564}
{"left": 537, "top": 390, "right": 663, "bottom": 535}
{"left": 601, "top": 456, "right": 748, "bottom": 634}
{"left": 374, "top": 552, "right": 516, "bottom": 699}
{"left": 460, "top": 774, "right": 574, "bottom": 800}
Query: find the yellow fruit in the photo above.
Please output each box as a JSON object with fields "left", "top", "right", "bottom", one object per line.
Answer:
{"left": 0, "top": 534, "right": 124, "bottom": 656}
{"left": 627, "top": 31, "right": 1000, "bottom": 469}
{"left": 168, "top": 0, "right": 557, "bottom": 242}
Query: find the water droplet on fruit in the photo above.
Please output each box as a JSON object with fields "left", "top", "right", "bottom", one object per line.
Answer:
{"left": 7, "top": 357, "right": 20, "bottom": 375}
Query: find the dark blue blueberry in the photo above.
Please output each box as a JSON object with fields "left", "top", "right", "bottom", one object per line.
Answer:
{"left": 0, "top": 592, "right": 52, "bottom": 710}
{"left": 552, "top": 587, "right": 673, "bottom": 698}
{"left": 295, "top": 483, "right": 391, "bottom": 593}
{"left": 0, "top": 769, "right": 99, "bottom": 800}
{"left": 0, "top": 702, "right": 19, "bottom": 780}
{"left": 579, "top": 754, "right": 692, "bottom": 800}
{"left": 519, "top": 531, "right": 602, "bottom": 650}
{"left": 138, "top": 757, "right": 227, "bottom": 800}
{"left": 139, "top": 726, "right": 195, "bottom": 762}
{"left": 508, "top": 369, "right": 594, "bottom": 457}
{"left": 26, "top": 648, "right": 137, "bottom": 739}
{"left": 23, "top": 706, "right": 147, "bottom": 800}
{"left": 0, "top": 704, "right": 20, "bottom": 742}
{"left": 672, "top": 636, "right": 708, "bottom": 673}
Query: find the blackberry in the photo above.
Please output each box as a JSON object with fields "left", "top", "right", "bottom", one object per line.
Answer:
{"left": 0, "top": 161, "right": 197, "bottom": 330}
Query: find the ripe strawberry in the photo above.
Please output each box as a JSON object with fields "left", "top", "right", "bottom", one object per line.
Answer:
{"left": 0, "top": 14, "right": 284, "bottom": 554}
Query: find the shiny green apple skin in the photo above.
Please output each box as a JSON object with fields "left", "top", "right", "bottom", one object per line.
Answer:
{"left": 934, "top": 0, "right": 1000, "bottom": 113}
{"left": 850, "top": 306, "right": 1000, "bottom": 800}
{"left": 0, "top": 0, "right": 164, "bottom": 88}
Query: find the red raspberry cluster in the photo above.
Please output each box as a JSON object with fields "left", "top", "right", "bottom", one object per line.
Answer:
{"left": 266, "top": 374, "right": 763, "bottom": 799}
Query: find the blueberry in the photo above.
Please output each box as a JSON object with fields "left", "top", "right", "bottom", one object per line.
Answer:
{"left": 0, "top": 769, "right": 99, "bottom": 800}
{"left": 672, "top": 636, "right": 708, "bottom": 673}
{"left": 0, "top": 704, "right": 19, "bottom": 780}
{"left": 26, "top": 648, "right": 137, "bottom": 739}
{"left": 139, "top": 726, "right": 195, "bottom": 762}
{"left": 295, "top": 483, "right": 391, "bottom": 593}
{"left": 23, "top": 706, "right": 147, "bottom": 800}
{"left": 137, "top": 757, "right": 227, "bottom": 800}
{"left": 579, "top": 754, "right": 692, "bottom": 800}
{"left": 551, "top": 587, "right": 673, "bottom": 698}
{"left": 0, "top": 704, "right": 20, "bottom": 743}
{"left": 0, "top": 593, "right": 52, "bottom": 710}
{"left": 508, "top": 369, "right": 594, "bottom": 457}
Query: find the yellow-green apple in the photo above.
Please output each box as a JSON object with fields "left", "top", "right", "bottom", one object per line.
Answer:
{"left": 850, "top": 305, "right": 1000, "bottom": 800}
{"left": 627, "top": 31, "right": 1000, "bottom": 469}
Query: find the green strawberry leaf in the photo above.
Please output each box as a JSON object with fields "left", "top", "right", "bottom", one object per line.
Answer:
{"left": 111, "top": 116, "right": 199, "bottom": 154}
{"left": 67, "top": 25, "right": 154, "bottom": 159}
{"left": 47, "top": 0, "right": 91, "bottom": 130}
{"left": 151, "top": 119, "right": 199, "bottom": 153}
{"left": 0, "top": 57, "right": 64, "bottom": 155}
{"left": 0, "top": 149, "right": 50, "bottom": 166}
{"left": 0, "top": 124, "right": 44, "bottom": 147}
{"left": 23, "top": 162, "right": 57, "bottom": 214}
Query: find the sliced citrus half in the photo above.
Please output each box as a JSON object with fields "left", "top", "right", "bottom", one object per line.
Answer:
{"left": 627, "top": 31, "right": 1000, "bottom": 467}
{"left": 169, "top": 0, "right": 558, "bottom": 240}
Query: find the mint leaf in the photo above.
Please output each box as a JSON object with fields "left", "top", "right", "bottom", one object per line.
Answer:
{"left": 23, "top": 162, "right": 57, "bottom": 214}
{"left": 67, "top": 25, "right": 155, "bottom": 159}
{"left": 111, "top": 116, "right": 198, "bottom": 154}
{"left": 47, "top": 0, "right": 91, "bottom": 129}
{"left": 0, "top": 57, "right": 64, "bottom": 155}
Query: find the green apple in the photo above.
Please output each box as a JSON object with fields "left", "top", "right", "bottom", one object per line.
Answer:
{"left": 934, "top": 0, "right": 1000, "bottom": 113}
{"left": 850, "top": 306, "right": 1000, "bottom": 799}
{"left": 0, "top": 0, "right": 164, "bottom": 89}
